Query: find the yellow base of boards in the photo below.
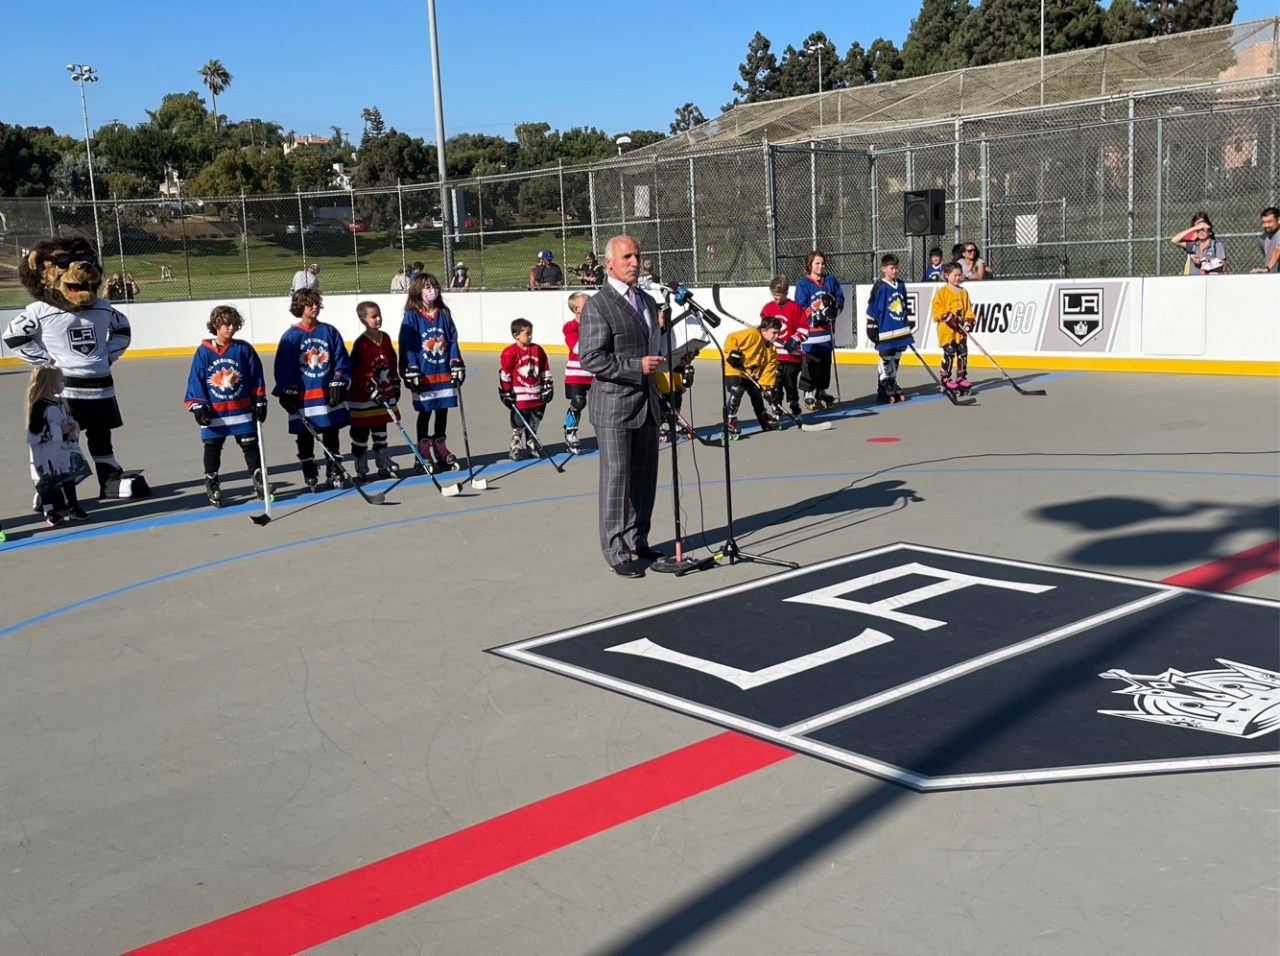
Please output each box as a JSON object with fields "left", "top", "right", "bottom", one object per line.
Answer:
{"left": 2, "top": 346, "right": 1277, "bottom": 377}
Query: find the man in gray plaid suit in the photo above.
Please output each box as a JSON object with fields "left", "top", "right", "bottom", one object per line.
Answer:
{"left": 578, "top": 235, "right": 667, "bottom": 577}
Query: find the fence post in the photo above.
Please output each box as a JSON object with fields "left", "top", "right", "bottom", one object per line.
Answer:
{"left": 297, "top": 189, "right": 307, "bottom": 266}
{"left": 1154, "top": 116, "right": 1163, "bottom": 274}
{"left": 241, "top": 191, "right": 253, "bottom": 298}
{"left": 765, "top": 140, "right": 779, "bottom": 278}
{"left": 689, "top": 154, "right": 698, "bottom": 285}
{"left": 619, "top": 166, "right": 627, "bottom": 232}
{"left": 111, "top": 196, "right": 127, "bottom": 282}
{"left": 953, "top": 119, "right": 962, "bottom": 246}
{"left": 178, "top": 186, "right": 193, "bottom": 298}
{"left": 869, "top": 146, "right": 878, "bottom": 270}
{"left": 810, "top": 141, "right": 818, "bottom": 248}
{"left": 588, "top": 168, "right": 598, "bottom": 256}
{"left": 397, "top": 180, "right": 407, "bottom": 273}
{"left": 979, "top": 135, "right": 989, "bottom": 257}
{"left": 476, "top": 180, "right": 487, "bottom": 290}
{"left": 1126, "top": 95, "right": 1135, "bottom": 276}
{"left": 350, "top": 186, "right": 360, "bottom": 293}
{"left": 45, "top": 195, "right": 55, "bottom": 234}
{"left": 652, "top": 155, "right": 663, "bottom": 281}
{"left": 558, "top": 159, "right": 568, "bottom": 269}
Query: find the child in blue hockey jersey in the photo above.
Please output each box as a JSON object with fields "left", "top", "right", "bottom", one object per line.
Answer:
{"left": 399, "top": 273, "right": 466, "bottom": 472}
{"left": 184, "top": 305, "right": 268, "bottom": 506}
{"left": 865, "top": 254, "right": 915, "bottom": 404}
{"left": 793, "top": 250, "right": 844, "bottom": 410}
{"left": 273, "top": 288, "right": 351, "bottom": 493}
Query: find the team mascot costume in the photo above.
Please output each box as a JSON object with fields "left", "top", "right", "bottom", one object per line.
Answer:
{"left": 3, "top": 237, "right": 149, "bottom": 499}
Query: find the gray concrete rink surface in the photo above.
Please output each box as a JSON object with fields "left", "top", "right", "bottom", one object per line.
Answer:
{"left": 0, "top": 352, "right": 1277, "bottom": 956}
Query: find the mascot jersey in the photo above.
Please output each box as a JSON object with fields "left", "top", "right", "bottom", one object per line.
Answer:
{"left": 865, "top": 279, "right": 915, "bottom": 353}
{"left": 273, "top": 321, "right": 351, "bottom": 433}
{"left": 3, "top": 298, "right": 132, "bottom": 401}
{"left": 399, "top": 307, "right": 461, "bottom": 412}
{"left": 183, "top": 339, "right": 266, "bottom": 439}
{"left": 793, "top": 275, "right": 843, "bottom": 356}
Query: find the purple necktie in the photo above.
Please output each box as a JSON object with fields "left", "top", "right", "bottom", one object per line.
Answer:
{"left": 627, "top": 286, "right": 643, "bottom": 317}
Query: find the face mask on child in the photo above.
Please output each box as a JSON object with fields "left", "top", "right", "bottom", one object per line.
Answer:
{"left": 423, "top": 287, "right": 439, "bottom": 303}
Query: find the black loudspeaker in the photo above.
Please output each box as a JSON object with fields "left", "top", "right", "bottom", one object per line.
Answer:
{"left": 904, "top": 189, "right": 946, "bottom": 236}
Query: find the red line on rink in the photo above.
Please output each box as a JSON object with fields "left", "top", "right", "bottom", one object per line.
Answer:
{"left": 1161, "top": 538, "right": 1280, "bottom": 592}
{"left": 120, "top": 732, "right": 792, "bottom": 956}
{"left": 121, "top": 543, "right": 1279, "bottom": 956}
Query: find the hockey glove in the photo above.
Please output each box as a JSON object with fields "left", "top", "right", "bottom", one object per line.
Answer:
{"left": 278, "top": 388, "right": 300, "bottom": 414}
{"left": 540, "top": 383, "right": 554, "bottom": 405}
{"left": 254, "top": 400, "right": 269, "bottom": 423}
{"left": 817, "top": 292, "right": 838, "bottom": 321}
{"left": 865, "top": 319, "right": 880, "bottom": 345}
{"left": 726, "top": 349, "right": 745, "bottom": 370}
{"left": 450, "top": 361, "right": 466, "bottom": 386}
{"left": 189, "top": 402, "right": 212, "bottom": 427}
{"left": 402, "top": 368, "right": 423, "bottom": 393}
{"left": 764, "top": 385, "right": 782, "bottom": 406}
{"left": 781, "top": 336, "right": 803, "bottom": 355}
{"left": 327, "top": 379, "right": 348, "bottom": 408}
{"left": 499, "top": 389, "right": 516, "bottom": 408}
{"left": 961, "top": 318, "right": 975, "bottom": 334}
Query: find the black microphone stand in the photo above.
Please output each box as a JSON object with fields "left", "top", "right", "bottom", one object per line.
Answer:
{"left": 651, "top": 293, "right": 700, "bottom": 574}
{"left": 673, "top": 293, "right": 797, "bottom": 576}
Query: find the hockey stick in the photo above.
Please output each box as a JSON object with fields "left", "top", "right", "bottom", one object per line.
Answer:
{"left": 510, "top": 405, "right": 565, "bottom": 473}
{"left": 831, "top": 348, "right": 843, "bottom": 405}
{"left": 453, "top": 384, "right": 489, "bottom": 490}
{"left": 249, "top": 417, "right": 275, "bottom": 525}
{"left": 710, "top": 283, "right": 760, "bottom": 329}
{"left": 375, "top": 395, "right": 461, "bottom": 498}
{"left": 735, "top": 369, "right": 833, "bottom": 432}
{"left": 964, "top": 331, "right": 1047, "bottom": 396}
{"left": 907, "top": 344, "right": 976, "bottom": 406}
{"left": 295, "top": 412, "right": 387, "bottom": 504}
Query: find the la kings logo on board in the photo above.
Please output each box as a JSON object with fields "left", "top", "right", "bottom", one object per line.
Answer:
{"left": 68, "top": 326, "right": 97, "bottom": 356}
{"left": 1059, "top": 288, "right": 1103, "bottom": 346}
{"left": 1099, "top": 659, "right": 1280, "bottom": 738}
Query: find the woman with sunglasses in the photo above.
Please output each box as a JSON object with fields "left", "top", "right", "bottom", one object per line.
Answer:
{"left": 1170, "top": 214, "right": 1227, "bottom": 275}
{"left": 956, "top": 243, "right": 992, "bottom": 281}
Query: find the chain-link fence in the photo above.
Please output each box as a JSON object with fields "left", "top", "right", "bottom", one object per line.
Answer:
{"left": 1, "top": 74, "right": 1276, "bottom": 307}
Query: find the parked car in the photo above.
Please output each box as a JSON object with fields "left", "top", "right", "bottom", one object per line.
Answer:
{"left": 303, "top": 222, "right": 347, "bottom": 236}
{"left": 345, "top": 219, "right": 367, "bottom": 233}
{"left": 285, "top": 223, "right": 299, "bottom": 235}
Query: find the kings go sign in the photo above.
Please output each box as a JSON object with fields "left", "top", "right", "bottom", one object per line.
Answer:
{"left": 492, "top": 544, "right": 1279, "bottom": 791}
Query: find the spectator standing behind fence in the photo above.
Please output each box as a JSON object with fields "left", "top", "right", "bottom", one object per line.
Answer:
{"left": 105, "top": 273, "right": 139, "bottom": 303}
{"left": 448, "top": 262, "right": 471, "bottom": 290}
{"left": 957, "top": 243, "right": 992, "bottom": 280}
{"left": 291, "top": 263, "right": 320, "bottom": 292}
{"left": 576, "top": 251, "right": 604, "bottom": 286}
{"left": 923, "top": 248, "right": 946, "bottom": 282}
{"left": 529, "top": 250, "right": 564, "bottom": 290}
{"left": 1171, "top": 215, "right": 1226, "bottom": 275}
{"left": 390, "top": 267, "right": 409, "bottom": 293}
{"left": 1252, "top": 207, "right": 1279, "bottom": 274}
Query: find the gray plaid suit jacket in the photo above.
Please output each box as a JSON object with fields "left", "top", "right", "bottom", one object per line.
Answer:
{"left": 578, "top": 282, "right": 662, "bottom": 429}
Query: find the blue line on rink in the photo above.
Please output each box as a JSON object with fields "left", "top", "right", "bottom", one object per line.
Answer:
{"left": 0, "top": 463, "right": 1276, "bottom": 643}
{"left": 0, "top": 369, "right": 1080, "bottom": 552}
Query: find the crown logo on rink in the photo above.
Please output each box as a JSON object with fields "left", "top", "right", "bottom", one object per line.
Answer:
{"left": 1099, "top": 660, "right": 1280, "bottom": 738}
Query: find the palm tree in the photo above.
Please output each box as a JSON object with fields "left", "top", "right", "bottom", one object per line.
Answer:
{"left": 198, "top": 59, "right": 232, "bottom": 132}
{"left": 360, "top": 108, "right": 374, "bottom": 142}
{"left": 330, "top": 125, "right": 344, "bottom": 149}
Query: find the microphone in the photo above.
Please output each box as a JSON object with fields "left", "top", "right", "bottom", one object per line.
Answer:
{"left": 664, "top": 282, "right": 720, "bottom": 328}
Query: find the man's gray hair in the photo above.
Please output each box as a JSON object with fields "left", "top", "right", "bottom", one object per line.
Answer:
{"left": 604, "top": 235, "right": 637, "bottom": 260}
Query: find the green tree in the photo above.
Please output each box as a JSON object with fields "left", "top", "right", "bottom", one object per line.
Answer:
{"left": 866, "top": 38, "right": 905, "bottom": 82}
{"left": 840, "top": 42, "right": 873, "bottom": 87}
{"left": 367, "top": 107, "right": 386, "bottom": 139}
{"left": 621, "top": 129, "right": 665, "bottom": 150}
{"left": 184, "top": 147, "right": 260, "bottom": 195}
{"left": 962, "top": 0, "right": 1106, "bottom": 67}
{"left": 730, "top": 32, "right": 781, "bottom": 106}
{"left": 775, "top": 32, "right": 840, "bottom": 98}
{"left": 197, "top": 60, "right": 232, "bottom": 132}
{"left": 0, "top": 124, "right": 60, "bottom": 196}
{"left": 352, "top": 129, "right": 432, "bottom": 188}
{"left": 900, "top": 0, "right": 973, "bottom": 77}
{"left": 669, "top": 103, "right": 708, "bottom": 134}
{"left": 101, "top": 171, "right": 154, "bottom": 200}
{"left": 1105, "top": 0, "right": 1235, "bottom": 39}
{"left": 287, "top": 146, "right": 337, "bottom": 191}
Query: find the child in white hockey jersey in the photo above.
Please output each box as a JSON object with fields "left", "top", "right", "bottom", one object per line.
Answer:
{"left": 26, "top": 365, "right": 90, "bottom": 526}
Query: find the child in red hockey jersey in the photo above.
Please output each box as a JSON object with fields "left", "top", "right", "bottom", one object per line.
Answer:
{"left": 498, "top": 318, "right": 553, "bottom": 461}
{"left": 347, "top": 301, "right": 401, "bottom": 480}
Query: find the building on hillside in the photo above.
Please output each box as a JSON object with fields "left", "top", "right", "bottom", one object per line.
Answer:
{"left": 157, "top": 166, "right": 183, "bottom": 199}
{"left": 283, "top": 135, "right": 333, "bottom": 156}
{"left": 331, "top": 163, "right": 357, "bottom": 190}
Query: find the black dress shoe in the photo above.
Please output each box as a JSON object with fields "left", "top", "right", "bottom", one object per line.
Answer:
{"left": 632, "top": 546, "right": 667, "bottom": 561}
{"left": 610, "top": 559, "right": 644, "bottom": 578}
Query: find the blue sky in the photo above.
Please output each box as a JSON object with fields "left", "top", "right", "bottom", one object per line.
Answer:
{"left": 4, "top": 0, "right": 1275, "bottom": 143}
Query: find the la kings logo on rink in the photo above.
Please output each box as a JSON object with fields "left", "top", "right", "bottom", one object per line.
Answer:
{"left": 68, "top": 326, "right": 97, "bottom": 356}
{"left": 1099, "top": 660, "right": 1280, "bottom": 738}
{"left": 1058, "top": 288, "right": 1103, "bottom": 346}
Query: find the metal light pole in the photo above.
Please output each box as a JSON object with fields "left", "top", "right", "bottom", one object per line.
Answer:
{"left": 67, "top": 64, "right": 104, "bottom": 254}
{"left": 805, "top": 43, "right": 825, "bottom": 126}
{"left": 615, "top": 134, "right": 632, "bottom": 157}
{"left": 426, "top": 0, "right": 453, "bottom": 275}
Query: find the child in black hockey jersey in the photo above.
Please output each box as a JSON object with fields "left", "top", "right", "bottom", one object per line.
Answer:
{"left": 26, "top": 365, "right": 90, "bottom": 526}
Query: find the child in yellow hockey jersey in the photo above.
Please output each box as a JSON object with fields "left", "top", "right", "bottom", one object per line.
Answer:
{"left": 723, "top": 315, "right": 781, "bottom": 439}
{"left": 930, "top": 262, "right": 975, "bottom": 396}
